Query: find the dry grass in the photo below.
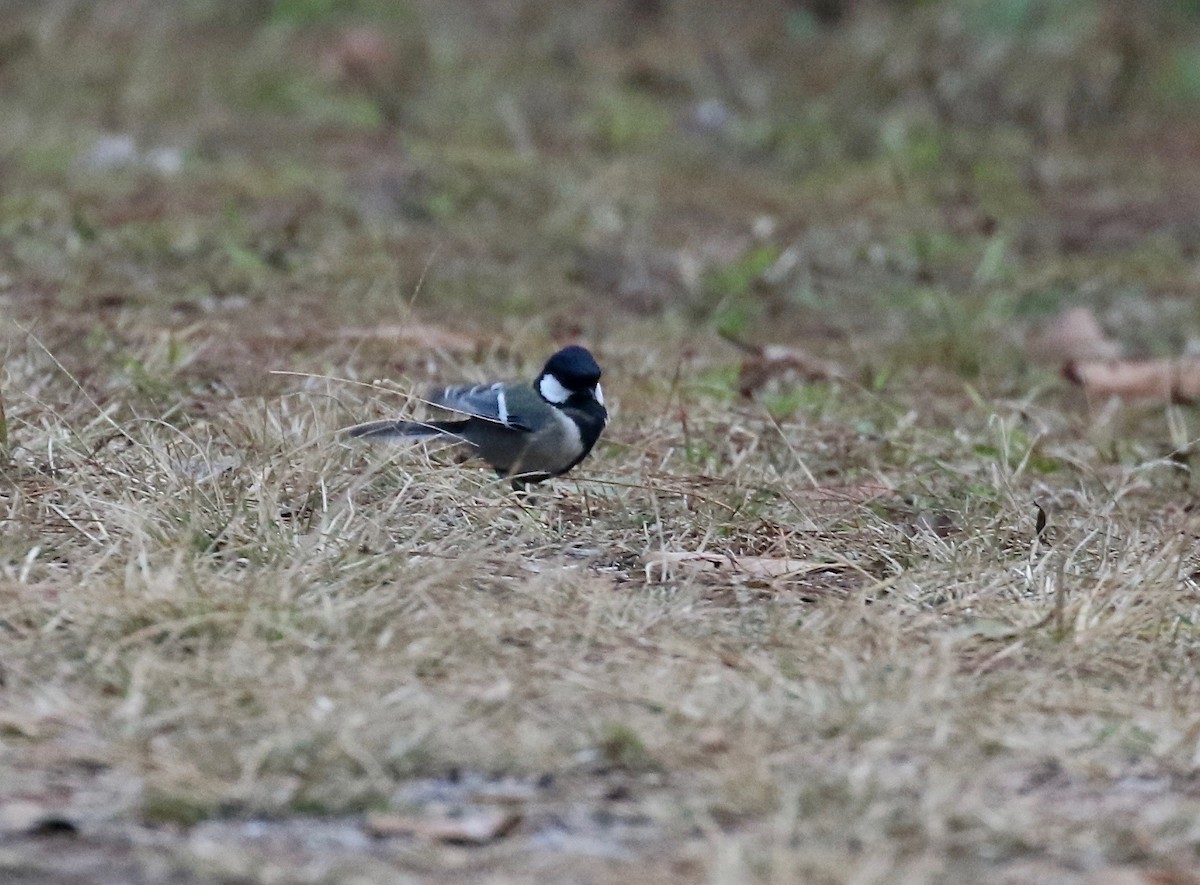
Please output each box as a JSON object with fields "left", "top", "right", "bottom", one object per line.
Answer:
{"left": 4, "top": 1, "right": 1200, "bottom": 882}
{"left": 4, "top": 320, "right": 1200, "bottom": 883}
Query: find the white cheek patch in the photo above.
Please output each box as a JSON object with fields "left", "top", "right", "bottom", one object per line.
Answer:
{"left": 538, "top": 373, "right": 572, "bottom": 404}
{"left": 594, "top": 383, "right": 604, "bottom": 406}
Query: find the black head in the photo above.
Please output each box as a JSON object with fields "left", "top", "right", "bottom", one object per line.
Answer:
{"left": 536, "top": 345, "right": 604, "bottom": 406}
{"left": 542, "top": 345, "right": 601, "bottom": 388}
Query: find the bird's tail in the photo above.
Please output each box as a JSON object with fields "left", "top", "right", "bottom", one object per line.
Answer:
{"left": 347, "top": 419, "right": 467, "bottom": 441}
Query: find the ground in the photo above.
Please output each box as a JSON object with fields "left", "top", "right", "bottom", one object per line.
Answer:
{"left": 2, "top": 1, "right": 1200, "bottom": 883}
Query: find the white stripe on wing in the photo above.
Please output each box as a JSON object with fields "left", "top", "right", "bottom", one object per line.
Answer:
{"left": 496, "top": 387, "right": 509, "bottom": 426}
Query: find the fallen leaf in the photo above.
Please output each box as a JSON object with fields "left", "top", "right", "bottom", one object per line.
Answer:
{"left": 365, "top": 809, "right": 521, "bottom": 844}
{"left": 697, "top": 727, "right": 730, "bottom": 753}
{"left": 721, "top": 332, "right": 848, "bottom": 396}
{"left": 324, "top": 28, "right": 395, "bottom": 85}
{"left": 910, "top": 510, "right": 960, "bottom": 538}
{"left": 1064, "top": 358, "right": 1200, "bottom": 404}
{"left": 644, "top": 551, "right": 843, "bottom": 580}
{"left": 1028, "top": 307, "right": 1123, "bottom": 364}
{"left": 316, "top": 26, "right": 429, "bottom": 96}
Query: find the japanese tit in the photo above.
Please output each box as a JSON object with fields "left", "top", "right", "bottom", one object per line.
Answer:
{"left": 348, "top": 345, "right": 608, "bottom": 490}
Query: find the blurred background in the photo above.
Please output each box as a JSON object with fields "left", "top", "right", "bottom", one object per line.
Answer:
{"left": 4, "top": 0, "right": 1200, "bottom": 386}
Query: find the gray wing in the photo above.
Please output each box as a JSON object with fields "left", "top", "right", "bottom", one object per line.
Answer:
{"left": 427, "top": 383, "right": 531, "bottom": 430}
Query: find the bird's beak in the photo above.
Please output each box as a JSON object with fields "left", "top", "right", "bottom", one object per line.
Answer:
{"left": 593, "top": 383, "right": 605, "bottom": 406}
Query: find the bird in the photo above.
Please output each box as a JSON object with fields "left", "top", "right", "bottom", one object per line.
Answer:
{"left": 348, "top": 345, "right": 608, "bottom": 490}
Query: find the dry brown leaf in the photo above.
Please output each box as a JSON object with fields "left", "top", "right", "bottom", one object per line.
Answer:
{"left": 1064, "top": 358, "right": 1200, "bottom": 404}
{"left": 696, "top": 727, "right": 730, "bottom": 753}
{"left": 738, "top": 345, "right": 848, "bottom": 396}
{"left": 644, "top": 550, "right": 841, "bottom": 580}
{"left": 324, "top": 28, "right": 394, "bottom": 83}
{"left": 315, "top": 27, "right": 429, "bottom": 97}
{"left": 1029, "top": 307, "right": 1123, "bottom": 364}
{"left": 721, "top": 332, "right": 848, "bottom": 396}
{"left": 364, "top": 809, "right": 521, "bottom": 844}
